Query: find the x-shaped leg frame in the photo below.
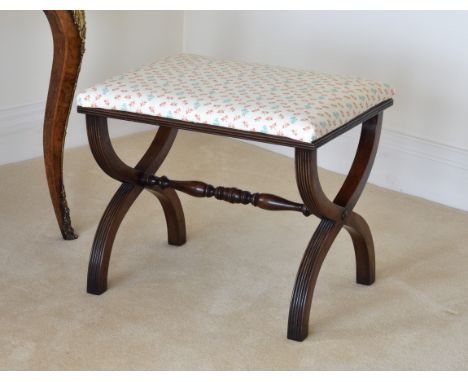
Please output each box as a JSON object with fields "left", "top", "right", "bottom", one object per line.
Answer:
{"left": 84, "top": 111, "right": 383, "bottom": 342}
{"left": 288, "top": 112, "right": 383, "bottom": 341}
{"left": 85, "top": 115, "right": 186, "bottom": 295}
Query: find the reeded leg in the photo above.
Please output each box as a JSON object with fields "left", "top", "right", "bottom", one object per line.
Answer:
{"left": 88, "top": 183, "right": 142, "bottom": 294}
{"left": 288, "top": 112, "right": 383, "bottom": 341}
{"left": 85, "top": 115, "right": 186, "bottom": 294}
{"left": 288, "top": 219, "right": 341, "bottom": 341}
{"left": 43, "top": 11, "right": 85, "bottom": 240}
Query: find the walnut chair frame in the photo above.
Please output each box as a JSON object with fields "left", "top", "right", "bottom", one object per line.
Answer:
{"left": 78, "top": 98, "right": 392, "bottom": 342}
{"left": 43, "top": 10, "right": 85, "bottom": 240}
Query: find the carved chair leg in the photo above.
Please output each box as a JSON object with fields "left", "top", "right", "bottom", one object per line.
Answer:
{"left": 288, "top": 112, "right": 383, "bottom": 341}
{"left": 43, "top": 11, "right": 85, "bottom": 240}
{"left": 85, "top": 115, "right": 186, "bottom": 294}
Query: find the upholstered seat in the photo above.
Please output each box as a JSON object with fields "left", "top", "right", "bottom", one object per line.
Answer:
{"left": 77, "top": 53, "right": 394, "bottom": 143}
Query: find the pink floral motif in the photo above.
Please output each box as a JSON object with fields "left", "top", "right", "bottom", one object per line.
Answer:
{"left": 77, "top": 53, "right": 395, "bottom": 143}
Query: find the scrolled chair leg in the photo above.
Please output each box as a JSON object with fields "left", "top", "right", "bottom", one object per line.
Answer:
{"left": 43, "top": 11, "right": 85, "bottom": 240}
{"left": 287, "top": 112, "right": 383, "bottom": 341}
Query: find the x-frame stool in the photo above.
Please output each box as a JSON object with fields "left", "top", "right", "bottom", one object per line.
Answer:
{"left": 78, "top": 98, "right": 392, "bottom": 341}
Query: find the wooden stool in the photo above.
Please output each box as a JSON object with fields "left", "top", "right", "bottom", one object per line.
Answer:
{"left": 77, "top": 54, "right": 394, "bottom": 341}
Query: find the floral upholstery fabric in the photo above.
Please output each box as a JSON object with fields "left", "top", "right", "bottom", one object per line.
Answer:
{"left": 77, "top": 53, "right": 394, "bottom": 143}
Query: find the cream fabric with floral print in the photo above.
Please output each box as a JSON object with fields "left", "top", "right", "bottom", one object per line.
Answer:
{"left": 77, "top": 53, "right": 394, "bottom": 143}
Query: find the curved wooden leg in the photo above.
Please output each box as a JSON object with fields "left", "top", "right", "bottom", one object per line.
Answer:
{"left": 147, "top": 187, "right": 186, "bottom": 246}
{"left": 288, "top": 112, "right": 383, "bottom": 341}
{"left": 344, "top": 211, "right": 375, "bottom": 285}
{"left": 87, "top": 183, "right": 142, "bottom": 295}
{"left": 85, "top": 115, "right": 186, "bottom": 294}
{"left": 43, "top": 11, "right": 85, "bottom": 240}
{"left": 288, "top": 219, "right": 341, "bottom": 341}
{"left": 334, "top": 113, "right": 382, "bottom": 287}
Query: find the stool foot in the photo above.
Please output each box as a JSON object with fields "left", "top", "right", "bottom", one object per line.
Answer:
{"left": 287, "top": 219, "right": 341, "bottom": 341}
{"left": 87, "top": 183, "right": 143, "bottom": 295}
{"left": 147, "top": 187, "right": 186, "bottom": 246}
{"left": 87, "top": 284, "right": 106, "bottom": 295}
{"left": 345, "top": 211, "right": 375, "bottom": 285}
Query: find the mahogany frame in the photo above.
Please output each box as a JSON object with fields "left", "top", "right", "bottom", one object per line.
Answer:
{"left": 78, "top": 98, "right": 392, "bottom": 341}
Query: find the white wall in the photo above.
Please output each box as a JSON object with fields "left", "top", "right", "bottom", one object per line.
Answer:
{"left": 183, "top": 11, "right": 468, "bottom": 211}
{"left": 0, "top": 11, "right": 183, "bottom": 164}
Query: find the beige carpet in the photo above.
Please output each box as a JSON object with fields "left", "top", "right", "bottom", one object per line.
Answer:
{"left": 0, "top": 129, "right": 467, "bottom": 370}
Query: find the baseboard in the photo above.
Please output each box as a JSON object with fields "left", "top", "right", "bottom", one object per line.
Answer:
{"left": 0, "top": 101, "right": 46, "bottom": 137}
{"left": 247, "top": 128, "right": 468, "bottom": 212}
{"left": 0, "top": 102, "right": 45, "bottom": 165}
{"left": 0, "top": 101, "right": 152, "bottom": 166}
